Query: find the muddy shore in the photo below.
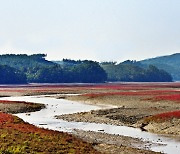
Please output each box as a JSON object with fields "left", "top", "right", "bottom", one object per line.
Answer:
{"left": 0, "top": 100, "right": 45, "bottom": 114}
{"left": 0, "top": 83, "right": 180, "bottom": 153}
{"left": 58, "top": 94, "right": 180, "bottom": 136}
{"left": 72, "top": 130, "right": 160, "bottom": 154}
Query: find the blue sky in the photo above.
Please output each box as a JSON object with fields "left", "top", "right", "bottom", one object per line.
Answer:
{"left": 0, "top": 0, "right": 180, "bottom": 62}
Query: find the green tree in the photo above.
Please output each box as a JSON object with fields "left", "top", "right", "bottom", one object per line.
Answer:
{"left": 0, "top": 65, "right": 27, "bottom": 84}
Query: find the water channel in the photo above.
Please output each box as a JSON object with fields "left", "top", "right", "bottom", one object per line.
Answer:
{"left": 0, "top": 95, "right": 179, "bottom": 154}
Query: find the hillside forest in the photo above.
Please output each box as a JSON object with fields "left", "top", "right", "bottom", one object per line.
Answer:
{"left": 0, "top": 54, "right": 173, "bottom": 84}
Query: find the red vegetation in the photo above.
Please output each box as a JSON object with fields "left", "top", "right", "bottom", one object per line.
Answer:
{"left": 154, "top": 94, "right": 180, "bottom": 101}
{"left": 83, "top": 90, "right": 180, "bottom": 98}
{"left": 86, "top": 82, "right": 180, "bottom": 89}
{"left": 153, "top": 110, "right": 180, "bottom": 120}
{"left": 0, "top": 112, "right": 99, "bottom": 153}
{"left": 144, "top": 110, "right": 180, "bottom": 123}
{"left": 1, "top": 82, "right": 180, "bottom": 93}
{"left": 5, "top": 122, "right": 57, "bottom": 135}
{"left": 0, "top": 112, "right": 68, "bottom": 135}
{"left": 0, "top": 112, "right": 14, "bottom": 124}
{"left": 0, "top": 100, "right": 36, "bottom": 105}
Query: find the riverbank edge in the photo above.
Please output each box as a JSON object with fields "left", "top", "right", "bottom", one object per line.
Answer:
{"left": 0, "top": 98, "right": 101, "bottom": 153}
{"left": 0, "top": 95, "right": 159, "bottom": 154}
{"left": 60, "top": 95, "right": 180, "bottom": 136}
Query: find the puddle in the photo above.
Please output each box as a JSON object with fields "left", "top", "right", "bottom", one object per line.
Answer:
{"left": 0, "top": 96, "right": 179, "bottom": 154}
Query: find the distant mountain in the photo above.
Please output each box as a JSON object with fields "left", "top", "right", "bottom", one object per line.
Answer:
{"left": 0, "top": 54, "right": 54, "bottom": 70}
{"left": 140, "top": 53, "right": 180, "bottom": 81}
{"left": 53, "top": 59, "right": 90, "bottom": 67}
{"left": 0, "top": 54, "right": 175, "bottom": 83}
{"left": 0, "top": 55, "right": 107, "bottom": 83}
{"left": 101, "top": 63, "right": 172, "bottom": 82}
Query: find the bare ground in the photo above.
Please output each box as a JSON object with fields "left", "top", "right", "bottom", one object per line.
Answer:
{"left": 0, "top": 83, "right": 180, "bottom": 153}
{"left": 71, "top": 130, "right": 160, "bottom": 154}
{"left": 0, "top": 101, "right": 45, "bottom": 114}
{"left": 56, "top": 94, "right": 179, "bottom": 134}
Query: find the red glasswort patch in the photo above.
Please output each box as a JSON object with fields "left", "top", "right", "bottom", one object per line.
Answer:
{"left": 154, "top": 94, "right": 180, "bottom": 101}
{"left": 83, "top": 90, "right": 180, "bottom": 98}
{"left": 0, "top": 100, "right": 34, "bottom": 105}
{"left": 0, "top": 112, "right": 59, "bottom": 135}
{"left": 154, "top": 110, "right": 180, "bottom": 120}
{"left": 0, "top": 112, "right": 14, "bottom": 124}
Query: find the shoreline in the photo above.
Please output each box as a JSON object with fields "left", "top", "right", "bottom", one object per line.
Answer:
{"left": 1, "top": 95, "right": 160, "bottom": 154}
{"left": 0, "top": 97, "right": 100, "bottom": 153}
{"left": 0, "top": 83, "right": 180, "bottom": 153}
{"left": 60, "top": 94, "right": 180, "bottom": 136}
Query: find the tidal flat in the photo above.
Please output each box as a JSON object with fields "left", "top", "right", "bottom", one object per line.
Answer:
{"left": 0, "top": 83, "right": 179, "bottom": 153}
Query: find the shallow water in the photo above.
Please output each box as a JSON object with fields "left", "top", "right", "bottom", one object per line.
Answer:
{"left": 0, "top": 96, "right": 179, "bottom": 154}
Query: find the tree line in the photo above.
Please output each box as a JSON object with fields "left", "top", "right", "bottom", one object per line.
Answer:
{"left": 0, "top": 54, "right": 107, "bottom": 84}
{"left": 0, "top": 54, "right": 173, "bottom": 84}
{"left": 101, "top": 61, "right": 172, "bottom": 82}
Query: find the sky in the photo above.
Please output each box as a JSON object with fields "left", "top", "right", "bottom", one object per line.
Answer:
{"left": 0, "top": 0, "right": 180, "bottom": 62}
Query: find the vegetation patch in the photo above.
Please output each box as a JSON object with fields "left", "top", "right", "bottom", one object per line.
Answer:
{"left": 83, "top": 90, "right": 180, "bottom": 98}
{"left": 101, "top": 62, "right": 172, "bottom": 82}
{"left": 143, "top": 94, "right": 180, "bottom": 103}
{"left": 0, "top": 100, "right": 38, "bottom": 105}
{"left": 0, "top": 112, "right": 100, "bottom": 153}
{"left": 154, "top": 94, "right": 180, "bottom": 102}
{"left": 143, "top": 110, "right": 180, "bottom": 123}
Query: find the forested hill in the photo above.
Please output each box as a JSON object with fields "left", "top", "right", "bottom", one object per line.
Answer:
{"left": 140, "top": 53, "right": 180, "bottom": 81}
{"left": 0, "top": 54, "right": 52, "bottom": 84}
{"left": 0, "top": 54, "right": 54, "bottom": 70}
{"left": 0, "top": 54, "right": 107, "bottom": 83}
{"left": 0, "top": 65, "right": 27, "bottom": 84}
{"left": 100, "top": 62, "right": 172, "bottom": 82}
{"left": 0, "top": 54, "right": 173, "bottom": 84}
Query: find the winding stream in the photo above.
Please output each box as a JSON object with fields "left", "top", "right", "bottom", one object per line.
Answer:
{"left": 0, "top": 95, "right": 179, "bottom": 154}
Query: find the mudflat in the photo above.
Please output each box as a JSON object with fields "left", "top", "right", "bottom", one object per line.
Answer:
{"left": 0, "top": 91, "right": 99, "bottom": 153}
{"left": 0, "top": 83, "right": 180, "bottom": 153}
{"left": 62, "top": 94, "right": 180, "bottom": 135}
